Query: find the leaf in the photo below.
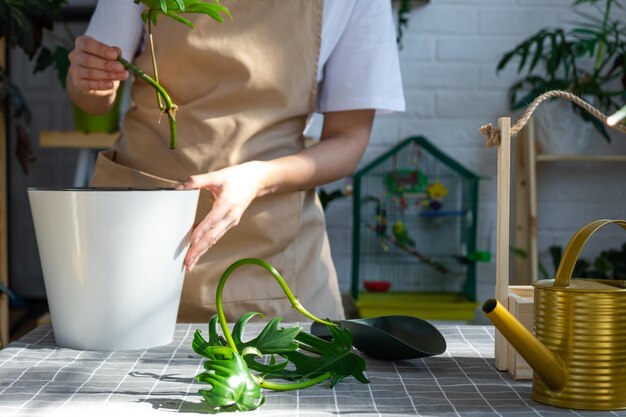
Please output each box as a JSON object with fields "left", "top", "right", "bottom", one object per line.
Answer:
{"left": 173, "top": 0, "right": 186, "bottom": 11}
{"left": 195, "top": 345, "right": 264, "bottom": 412}
{"left": 268, "top": 324, "right": 369, "bottom": 388}
{"left": 136, "top": 0, "right": 229, "bottom": 25}
{"left": 226, "top": 312, "right": 301, "bottom": 376}
{"left": 576, "top": 105, "right": 612, "bottom": 142}
{"left": 0, "top": 0, "right": 65, "bottom": 58}
{"left": 244, "top": 352, "right": 290, "bottom": 376}
{"left": 191, "top": 316, "right": 223, "bottom": 358}
{"left": 510, "top": 246, "right": 550, "bottom": 280}
{"left": 51, "top": 46, "right": 71, "bottom": 88}
{"left": 33, "top": 48, "right": 53, "bottom": 74}
{"left": 528, "top": 36, "right": 544, "bottom": 74}
{"left": 163, "top": 12, "right": 194, "bottom": 29}
{"left": 237, "top": 316, "right": 301, "bottom": 354}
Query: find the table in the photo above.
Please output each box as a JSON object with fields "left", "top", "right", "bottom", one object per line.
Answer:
{"left": 0, "top": 324, "right": 624, "bottom": 417}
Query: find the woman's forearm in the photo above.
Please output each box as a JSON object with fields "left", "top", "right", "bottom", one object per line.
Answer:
{"left": 180, "top": 109, "right": 375, "bottom": 270}
{"left": 254, "top": 109, "right": 375, "bottom": 196}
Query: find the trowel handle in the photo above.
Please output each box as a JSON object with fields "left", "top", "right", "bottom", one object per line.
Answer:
{"left": 554, "top": 219, "right": 626, "bottom": 287}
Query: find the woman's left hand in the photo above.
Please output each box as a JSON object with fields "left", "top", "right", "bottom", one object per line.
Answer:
{"left": 178, "top": 162, "right": 264, "bottom": 271}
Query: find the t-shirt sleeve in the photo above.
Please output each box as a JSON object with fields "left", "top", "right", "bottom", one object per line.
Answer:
{"left": 84, "top": 0, "right": 144, "bottom": 61}
{"left": 317, "top": 0, "right": 405, "bottom": 113}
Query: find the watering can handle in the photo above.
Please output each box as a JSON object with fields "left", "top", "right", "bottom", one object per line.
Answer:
{"left": 554, "top": 219, "right": 626, "bottom": 287}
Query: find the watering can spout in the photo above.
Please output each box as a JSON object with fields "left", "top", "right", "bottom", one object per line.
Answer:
{"left": 482, "top": 299, "right": 566, "bottom": 391}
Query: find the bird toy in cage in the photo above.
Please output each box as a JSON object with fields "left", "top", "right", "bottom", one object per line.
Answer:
{"left": 362, "top": 195, "right": 450, "bottom": 274}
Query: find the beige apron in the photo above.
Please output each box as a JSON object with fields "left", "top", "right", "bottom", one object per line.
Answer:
{"left": 91, "top": 0, "right": 345, "bottom": 322}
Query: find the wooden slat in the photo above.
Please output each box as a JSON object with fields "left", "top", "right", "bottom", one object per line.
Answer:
{"left": 526, "top": 119, "right": 538, "bottom": 284}
{"left": 495, "top": 117, "right": 511, "bottom": 370}
{"left": 0, "top": 38, "right": 9, "bottom": 347}
{"left": 39, "top": 130, "right": 119, "bottom": 149}
{"left": 537, "top": 154, "right": 626, "bottom": 163}
{"left": 513, "top": 125, "right": 530, "bottom": 285}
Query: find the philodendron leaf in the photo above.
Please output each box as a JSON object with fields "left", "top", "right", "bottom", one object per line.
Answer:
{"left": 203, "top": 312, "right": 301, "bottom": 376}
{"left": 235, "top": 315, "right": 302, "bottom": 354}
{"left": 269, "top": 324, "right": 369, "bottom": 387}
{"left": 192, "top": 315, "right": 223, "bottom": 358}
{"left": 195, "top": 345, "right": 264, "bottom": 412}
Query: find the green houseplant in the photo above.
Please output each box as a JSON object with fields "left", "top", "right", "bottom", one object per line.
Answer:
{"left": 0, "top": 0, "right": 67, "bottom": 173}
{"left": 496, "top": 0, "right": 626, "bottom": 143}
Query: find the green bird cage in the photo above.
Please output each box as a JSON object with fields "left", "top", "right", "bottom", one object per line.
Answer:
{"left": 351, "top": 136, "right": 483, "bottom": 320}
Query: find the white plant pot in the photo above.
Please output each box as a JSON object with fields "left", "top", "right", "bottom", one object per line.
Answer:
{"left": 28, "top": 188, "right": 200, "bottom": 351}
{"left": 534, "top": 97, "right": 594, "bottom": 155}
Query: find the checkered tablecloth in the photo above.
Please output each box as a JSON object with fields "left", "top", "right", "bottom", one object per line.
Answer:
{"left": 1, "top": 324, "right": 625, "bottom": 417}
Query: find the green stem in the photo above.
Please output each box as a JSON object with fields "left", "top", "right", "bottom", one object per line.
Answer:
{"left": 147, "top": 13, "right": 164, "bottom": 111}
{"left": 215, "top": 258, "right": 337, "bottom": 354}
{"left": 258, "top": 372, "right": 332, "bottom": 391}
{"left": 117, "top": 55, "right": 177, "bottom": 149}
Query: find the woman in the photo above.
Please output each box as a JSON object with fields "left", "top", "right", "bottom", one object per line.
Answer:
{"left": 67, "top": 0, "right": 404, "bottom": 322}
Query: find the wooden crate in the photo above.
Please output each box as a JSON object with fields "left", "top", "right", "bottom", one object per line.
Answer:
{"left": 506, "top": 286, "right": 533, "bottom": 380}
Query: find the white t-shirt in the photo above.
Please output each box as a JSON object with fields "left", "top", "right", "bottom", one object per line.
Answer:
{"left": 86, "top": 0, "right": 405, "bottom": 113}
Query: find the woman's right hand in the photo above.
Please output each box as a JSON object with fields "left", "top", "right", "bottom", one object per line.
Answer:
{"left": 68, "top": 35, "right": 128, "bottom": 97}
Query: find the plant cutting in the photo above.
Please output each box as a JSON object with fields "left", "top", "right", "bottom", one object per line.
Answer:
{"left": 496, "top": 0, "right": 626, "bottom": 142}
{"left": 192, "top": 258, "right": 368, "bottom": 412}
{"left": 113, "top": 0, "right": 230, "bottom": 149}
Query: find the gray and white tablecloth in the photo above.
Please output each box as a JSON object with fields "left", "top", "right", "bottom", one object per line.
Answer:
{"left": 0, "top": 324, "right": 624, "bottom": 417}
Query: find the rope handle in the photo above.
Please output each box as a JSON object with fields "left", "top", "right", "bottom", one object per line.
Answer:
{"left": 480, "top": 90, "right": 626, "bottom": 147}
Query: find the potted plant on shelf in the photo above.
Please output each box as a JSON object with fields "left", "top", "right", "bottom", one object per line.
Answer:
{"left": 496, "top": 0, "right": 626, "bottom": 154}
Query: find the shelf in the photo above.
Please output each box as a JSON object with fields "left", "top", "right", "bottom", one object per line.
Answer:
{"left": 39, "top": 130, "right": 119, "bottom": 149}
{"left": 537, "top": 154, "right": 626, "bottom": 163}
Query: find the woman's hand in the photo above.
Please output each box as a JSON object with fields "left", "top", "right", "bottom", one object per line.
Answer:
{"left": 66, "top": 36, "right": 128, "bottom": 114}
{"left": 68, "top": 35, "right": 128, "bottom": 96}
{"left": 178, "top": 162, "right": 265, "bottom": 271}
{"left": 180, "top": 109, "right": 375, "bottom": 271}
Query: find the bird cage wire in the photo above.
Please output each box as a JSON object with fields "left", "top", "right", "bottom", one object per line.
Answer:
{"left": 351, "top": 137, "right": 480, "bottom": 304}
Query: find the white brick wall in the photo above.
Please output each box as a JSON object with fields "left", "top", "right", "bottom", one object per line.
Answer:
{"left": 323, "top": 0, "right": 626, "bottom": 309}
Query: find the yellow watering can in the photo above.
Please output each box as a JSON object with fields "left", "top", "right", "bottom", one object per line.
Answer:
{"left": 483, "top": 219, "right": 626, "bottom": 410}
